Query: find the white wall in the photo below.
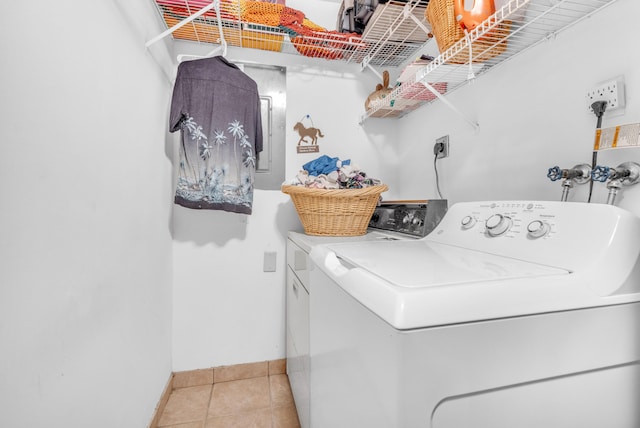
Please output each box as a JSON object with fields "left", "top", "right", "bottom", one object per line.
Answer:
{"left": 395, "top": 0, "right": 640, "bottom": 214}
{"left": 0, "top": 1, "right": 174, "bottom": 427}
{"left": 171, "top": 190, "right": 299, "bottom": 370}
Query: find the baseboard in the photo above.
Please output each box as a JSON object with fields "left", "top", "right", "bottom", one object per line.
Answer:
{"left": 148, "top": 372, "right": 174, "bottom": 428}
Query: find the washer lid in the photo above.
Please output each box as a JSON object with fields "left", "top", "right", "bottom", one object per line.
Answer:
{"left": 326, "top": 240, "right": 569, "bottom": 288}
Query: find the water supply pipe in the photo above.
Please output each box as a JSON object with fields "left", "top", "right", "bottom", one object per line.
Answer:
{"left": 591, "top": 162, "right": 640, "bottom": 205}
{"left": 547, "top": 164, "right": 592, "bottom": 201}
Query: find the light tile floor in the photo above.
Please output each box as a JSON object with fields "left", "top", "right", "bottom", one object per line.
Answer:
{"left": 157, "top": 373, "right": 300, "bottom": 428}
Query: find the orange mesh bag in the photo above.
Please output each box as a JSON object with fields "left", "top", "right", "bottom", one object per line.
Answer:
{"left": 290, "top": 18, "right": 361, "bottom": 61}
{"left": 291, "top": 31, "right": 346, "bottom": 60}
{"left": 302, "top": 18, "right": 325, "bottom": 32}
{"left": 241, "top": 1, "right": 285, "bottom": 26}
{"left": 279, "top": 6, "right": 305, "bottom": 28}
{"left": 425, "top": 0, "right": 510, "bottom": 64}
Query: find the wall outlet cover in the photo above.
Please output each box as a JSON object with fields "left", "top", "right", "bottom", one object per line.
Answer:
{"left": 435, "top": 135, "right": 450, "bottom": 159}
{"left": 586, "top": 77, "right": 626, "bottom": 114}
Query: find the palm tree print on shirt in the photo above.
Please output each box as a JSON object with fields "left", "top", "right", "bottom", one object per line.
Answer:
{"left": 176, "top": 116, "right": 256, "bottom": 209}
{"left": 181, "top": 116, "right": 207, "bottom": 189}
{"left": 227, "top": 120, "right": 244, "bottom": 190}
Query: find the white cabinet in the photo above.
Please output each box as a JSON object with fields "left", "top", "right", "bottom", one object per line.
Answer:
{"left": 286, "top": 238, "right": 311, "bottom": 428}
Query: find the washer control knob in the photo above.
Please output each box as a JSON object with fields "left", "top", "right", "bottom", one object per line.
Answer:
{"left": 527, "top": 220, "right": 550, "bottom": 238}
{"left": 461, "top": 215, "right": 476, "bottom": 229}
{"left": 485, "top": 214, "right": 512, "bottom": 237}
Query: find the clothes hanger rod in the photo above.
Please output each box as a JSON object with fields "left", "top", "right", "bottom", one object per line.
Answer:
{"left": 177, "top": 40, "right": 226, "bottom": 62}
{"left": 145, "top": 1, "right": 218, "bottom": 48}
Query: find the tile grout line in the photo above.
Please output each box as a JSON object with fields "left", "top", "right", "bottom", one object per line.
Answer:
{"left": 268, "top": 373, "right": 275, "bottom": 428}
{"left": 203, "top": 379, "right": 215, "bottom": 426}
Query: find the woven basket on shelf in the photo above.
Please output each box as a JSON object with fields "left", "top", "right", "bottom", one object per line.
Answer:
{"left": 425, "top": 0, "right": 510, "bottom": 64}
{"left": 282, "top": 184, "right": 388, "bottom": 236}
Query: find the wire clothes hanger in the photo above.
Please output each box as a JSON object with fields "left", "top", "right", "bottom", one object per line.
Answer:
{"left": 145, "top": 0, "right": 227, "bottom": 62}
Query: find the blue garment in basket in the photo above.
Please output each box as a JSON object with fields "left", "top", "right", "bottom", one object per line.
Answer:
{"left": 303, "top": 155, "right": 351, "bottom": 176}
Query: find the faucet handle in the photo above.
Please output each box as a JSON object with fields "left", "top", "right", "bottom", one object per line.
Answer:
{"left": 547, "top": 166, "right": 563, "bottom": 181}
{"left": 591, "top": 165, "right": 611, "bottom": 182}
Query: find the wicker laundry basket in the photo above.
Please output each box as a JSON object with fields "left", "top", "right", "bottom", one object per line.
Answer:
{"left": 282, "top": 184, "right": 388, "bottom": 236}
{"left": 425, "top": 0, "right": 510, "bottom": 64}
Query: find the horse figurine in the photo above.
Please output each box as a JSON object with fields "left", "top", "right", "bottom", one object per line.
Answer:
{"left": 294, "top": 122, "right": 324, "bottom": 146}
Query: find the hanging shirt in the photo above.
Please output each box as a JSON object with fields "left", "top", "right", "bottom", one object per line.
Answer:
{"left": 169, "top": 56, "right": 263, "bottom": 214}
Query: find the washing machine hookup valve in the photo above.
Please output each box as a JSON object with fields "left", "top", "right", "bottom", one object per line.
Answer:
{"left": 547, "top": 164, "right": 592, "bottom": 201}
{"left": 591, "top": 162, "right": 640, "bottom": 205}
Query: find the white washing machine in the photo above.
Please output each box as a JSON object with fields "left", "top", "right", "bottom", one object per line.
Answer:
{"left": 309, "top": 201, "right": 640, "bottom": 428}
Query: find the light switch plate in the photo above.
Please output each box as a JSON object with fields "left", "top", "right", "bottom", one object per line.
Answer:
{"left": 263, "top": 251, "right": 277, "bottom": 272}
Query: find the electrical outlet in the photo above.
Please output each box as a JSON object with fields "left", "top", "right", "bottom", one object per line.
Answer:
{"left": 434, "top": 135, "right": 449, "bottom": 159}
{"left": 586, "top": 77, "right": 626, "bottom": 114}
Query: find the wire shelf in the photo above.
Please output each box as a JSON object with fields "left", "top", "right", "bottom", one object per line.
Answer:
{"left": 362, "top": 0, "right": 618, "bottom": 122}
{"left": 152, "top": 0, "right": 433, "bottom": 67}
{"left": 149, "top": 0, "right": 617, "bottom": 124}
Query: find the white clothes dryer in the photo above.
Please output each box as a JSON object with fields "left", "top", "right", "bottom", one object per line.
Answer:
{"left": 309, "top": 201, "right": 640, "bottom": 428}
